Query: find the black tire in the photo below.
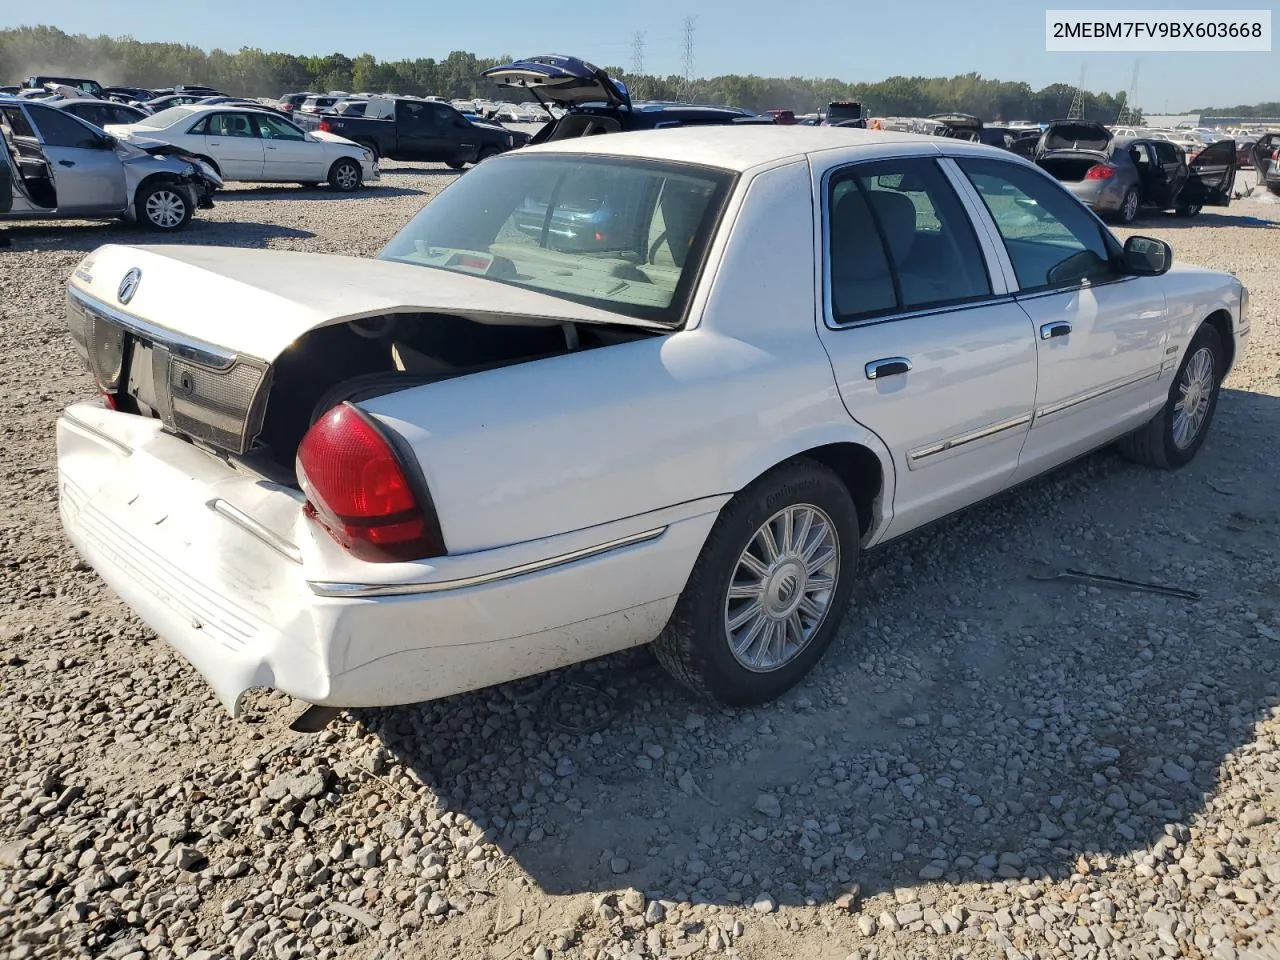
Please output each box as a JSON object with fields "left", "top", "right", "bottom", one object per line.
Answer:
{"left": 1118, "top": 188, "right": 1140, "bottom": 224}
{"left": 1116, "top": 323, "right": 1224, "bottom": 469}
{"left": 1176, "top": 203, "right": 1202, "bottom": 217}
{"left": 475, "top": 146, "right": 500, "bottom": 163}
{"left": 653, "top": 459, "right": 860, "bottom": 706}
{"left": 446, "top": 160, "right": 466, "bottom": 170}
{"left": 1268, "top": 184, "right": 1280, "bottom": 197}
{"left": 135, "top": 181, "right": 192, "bottom": 231}
{"left": 328, "top": 158, "right": 362, "bottom": 192}
{"left": 297, "top": 182, "right": 321, "bottom": 188}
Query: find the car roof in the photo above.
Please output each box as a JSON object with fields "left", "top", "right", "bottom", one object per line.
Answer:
{"left": 48, "top": 98, "right": 140, "bottom": 109}
{"left": 522, "top": 125, "right": 969, "bottom": 172}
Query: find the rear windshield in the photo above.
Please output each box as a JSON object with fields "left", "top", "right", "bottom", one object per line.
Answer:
{"left": 133, "top": 107, "right": 198, "bottom": 129}
{"left": 378, "top": 154, "right": 735, "bottom": 326}
{"left": 827, "top": 102, "right": 863, "bottom": 122}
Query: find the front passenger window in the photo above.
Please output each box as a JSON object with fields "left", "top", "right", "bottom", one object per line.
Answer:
{"left": 957, "top": 157, "right": 1115, "bottom": 291}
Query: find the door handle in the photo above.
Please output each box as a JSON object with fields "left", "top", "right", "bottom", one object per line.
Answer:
{"left": 1040, "top": 321, "right": 1072, "bottom": 340}
{"left": 58, "top": 160, "right": 75, "bottom": 167}
{"left": 864, "top": 357, "right": 912, "bottom": 380}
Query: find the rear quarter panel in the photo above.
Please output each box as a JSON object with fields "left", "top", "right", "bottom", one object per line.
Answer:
{"left": 360, "top": 160, "right": 893, "bottom": 554}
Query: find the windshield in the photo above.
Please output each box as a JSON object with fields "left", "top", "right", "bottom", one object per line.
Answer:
{"left": 133, "top": 106, "right": 198, "bottom": 129}
{"left": 827, "top": 103, "right": 863, "bottom": 122}
{"left": 378, "top": 154, "right": 735, "bottom": 326}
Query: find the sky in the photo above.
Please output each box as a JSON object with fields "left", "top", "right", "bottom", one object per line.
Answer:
{"left": 2, "top": 0, "right": 1273, "bottom": 111}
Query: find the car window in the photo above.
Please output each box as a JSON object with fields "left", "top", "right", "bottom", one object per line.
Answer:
{"left": 957, "top": 157, "right": 1115, "bottom": 291}
{"left": 378, "top": 155, "right": 734, "bottom": 326}
{"left": 26, "top": 106, "right": 102, "bottom": 148}
{"left": 1130, "top": 143, "right": 1152, "bottom": 167}
{"left": 255, "top": 115, "right": 305, "bottom": 140}
{"left": 1, "top": 106, "right": 37, "bottom": 139}
{"left": 429, "top": 104, "right": 458, "bottom": 127}
{"left": 399, "top": 101, "right": 433, "bottom": 128}
{"left": 827, "top": 158, "right": 991, "bottom": 321}
{"left": 111, "top": 106, "right": 142, "bottom": 125}
{"left": 207, "top": 113, "right": 256, "bottom": 138}
{"left": 1154, "top": 142, "right": 1181, "bottom": 164}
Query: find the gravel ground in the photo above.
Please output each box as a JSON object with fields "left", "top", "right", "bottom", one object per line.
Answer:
{"left": 2, "top": 161, "right": 1279, "bottom": 960}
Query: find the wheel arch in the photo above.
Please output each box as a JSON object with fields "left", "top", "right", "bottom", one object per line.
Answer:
{"left": 724, "top": 431, "right": 894, "bottom": 543}
{"left": 1201, "top": 308, "right": 1234, "bottom": 375}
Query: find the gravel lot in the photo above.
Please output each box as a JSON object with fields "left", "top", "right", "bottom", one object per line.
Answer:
{"left": 2, "top": 160, "right": 1279, "bottom": 960}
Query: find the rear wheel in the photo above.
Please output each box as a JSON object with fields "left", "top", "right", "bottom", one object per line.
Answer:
{"left": 1176, "top": 203, "right": 1202, "bottom": 217}
{"left": 446, "top": 160, "right": 466, "bottom": 170}
{"left": 1118, "top": 188, "right": 1140, "bottom": 224}
{"left": 1269, "top": 184, "right": 1280, "bottom": 196}
{"left": 136, "top": 181, "right": 192, "bottom": 231}
{"left": 1116, "top": 323, "right": 1224, "bottom": 469}
{"left": 328, "top": 158, "right": 362, "bottom": 192}
{"left": 653, "top": 459, "right": 859, "bottom": 706}
{"left": 475, "top": 146, "right": 500, "bottom": 163}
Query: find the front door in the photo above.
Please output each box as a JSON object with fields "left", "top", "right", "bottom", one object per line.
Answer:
{"left": 952, "top": 156, "right": 1169, "bottom": 486}
{"left": 814, "top": 156, "right": 1038, "bottom": 539}
{"left": 201, "top": 112, "right": 265, "bottom": 180}
{"left": 1180, "top": 140, "right": 1237, "bottom": 208}
{"left": 24, "top": 104, "right": 126, "bottom": 212}
{"left": 252, "top": 113, "right": 324, "bottom": 180}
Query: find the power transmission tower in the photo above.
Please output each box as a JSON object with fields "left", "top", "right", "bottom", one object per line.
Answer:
{"left": 680, "top": 16, "right": 697, "bottom": 102}
{"left": 1066, "top": 64, "right": 1086, "bottom": 120}
{"left": 631, "top": 31, "right": 646, "bottom": 100}
{"left": 1115, "top": 59, "right": 1141, "bottom": 125}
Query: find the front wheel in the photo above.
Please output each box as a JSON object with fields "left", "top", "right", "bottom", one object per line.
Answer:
{"left": 1175, "top": 203, "right": 1202, "bottom": 217}
{"left": 475, "top": 146, "right": 500, "bottom": 164}
{"left": 328, "top": 158, "right": 362, "bottom": 192}
{"left": 1116, "top": 323, "right": 1224, "bottom": 469}
{"left": 653, "top": 459, "right": 860, "bottom": 706}
{"left": 136, "top": 181, "right": 192, "bottom": 231}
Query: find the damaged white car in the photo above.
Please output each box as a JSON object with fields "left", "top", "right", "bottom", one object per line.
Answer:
{"left": 2, "top": 95, "right": 220, "bottom": 230}
{"left": 57, "top": 127, "right": 1249, "bottom": 727}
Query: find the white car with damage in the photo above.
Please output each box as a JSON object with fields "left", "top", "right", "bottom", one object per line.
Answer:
{"left": 104, "top": 104, "right": 378, "bottom": 191}
{"left": 56, "top": 127, "right": 1250, "bottom": 727}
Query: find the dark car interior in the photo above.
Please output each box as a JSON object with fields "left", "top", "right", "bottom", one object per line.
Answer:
{"left": 1, "top": 107, "right": 56, "bottom": 208}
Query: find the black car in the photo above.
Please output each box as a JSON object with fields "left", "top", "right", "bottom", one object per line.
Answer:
{"left": 482, "top": 55, "right": 773, "bottom": 143}
{"left": 47, "top": 98, "right": 151, "bottom": 128}
{"left": 101, "top": 86, "right": 156, "bottom": 104}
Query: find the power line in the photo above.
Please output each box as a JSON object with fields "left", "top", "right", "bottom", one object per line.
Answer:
{"left": 680, "top": 16, "right": 697, "bottom": 102}
{"left": 631, "top": 31, "right": 646, "bottom": 77}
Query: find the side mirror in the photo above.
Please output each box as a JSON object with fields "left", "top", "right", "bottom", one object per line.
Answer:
{"left": 1121, "top": 235, "right": 1172, "bottom": 276}
{"left": 99, "top": 134, "right": 117, "bottom": 149}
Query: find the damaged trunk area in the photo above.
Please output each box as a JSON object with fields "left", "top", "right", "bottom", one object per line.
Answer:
{"left": 1036, "top": 152, "right": 1109, "bottom": 183}
{"left": 76, "top": 295, "right": 656, "bottom": 481}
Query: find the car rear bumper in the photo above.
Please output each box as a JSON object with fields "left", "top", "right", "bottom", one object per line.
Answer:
{"left": 1063, "top": 179, "right": 1125, "bottom": 212}
{"left": 57, "top": 402, "right": 711, "bottom": 714}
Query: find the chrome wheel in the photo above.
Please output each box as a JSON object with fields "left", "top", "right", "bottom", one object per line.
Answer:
{"left": 1172, "top": 346, "right": 1214, "bottom": 450}
{"left": 724, "top": 504, "right": 839, "bottom": 673}
{"left": 145, "top": 190, "right": 186, "bottom": 228}
{"left": 1122, "top": 190, "right": 1139, "bottom": 222}
{"left": 334, "top": 162, "right": 360, "bottom": 191}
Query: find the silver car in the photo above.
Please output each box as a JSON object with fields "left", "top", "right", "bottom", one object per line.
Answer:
{"left": 1, "top": 95, "right": 221, "bottom": 231}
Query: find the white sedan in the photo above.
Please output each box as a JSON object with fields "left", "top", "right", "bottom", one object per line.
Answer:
{"left": 56, "top": 127, "right": 1249, "bottom": 726}
{"left": 104, "top": 104, "right": 378, "bottom": 191}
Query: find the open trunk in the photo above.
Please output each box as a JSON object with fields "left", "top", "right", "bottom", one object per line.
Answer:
{"left": 1037, "top": 150, "right": 1109, "bottom": 182}
{"left": 66, "top": 244, "right": 657, "bottom": 480}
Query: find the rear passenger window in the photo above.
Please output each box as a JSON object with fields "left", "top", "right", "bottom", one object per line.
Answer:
{"left": 827, "top": 158, "right": 992, "bottom": 322}
{"left": 957, "top": 157, "right": 1115, "bottom": 291}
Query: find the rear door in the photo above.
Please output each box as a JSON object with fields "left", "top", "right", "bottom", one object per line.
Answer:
{"left": 815, "top": 155, "right": 1038, "bottom": 538}
{"left": 1153, "top": 141, "right": 1188, "bottom": 203}
{"left": 24, "top": 104, "right": 126, "bottom": 212}
{"left": 1255, "top": 134, "right": 1280, "bottom": 176}
{"left": 1127, "top": 141, "right": 1163, "bottom": 203}
{"left": 1179, "top": 140, "right": 1237, "bottom": 207}
{"left": 199, "top": 112, "right": 265, "bottom": 180}
{"left": 252, "top": 113, "right": 324, "bottom": 180}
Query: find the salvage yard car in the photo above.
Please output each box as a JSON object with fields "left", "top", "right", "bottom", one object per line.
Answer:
{"left": 1033, "top": 119, "right": 1235, "bottom": 222}
{"left": 2, "top": 95, "right": 220, "bottom": 230}
{"left": 105, "top": 105, "right": 378, "bottom": 191}
{"left": 56, "top": 127, "right": 1249, "bottom": 724}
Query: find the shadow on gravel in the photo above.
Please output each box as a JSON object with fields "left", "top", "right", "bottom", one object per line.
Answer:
{"left": 375, "top": 166, "right": 466, "bottom": 177}
{"left": 1135, "top": 212, "right": 1279, "bottom": 230}
{"left": 0, "top": 220, "right": 316, "bottom": 252}
{"left": 360, "top": 387, "right": 1280, "bottom": 911}
{"left": 211, "top": 184, "right": 426, "bottom": 201}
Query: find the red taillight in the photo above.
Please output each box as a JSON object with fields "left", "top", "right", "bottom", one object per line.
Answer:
{"left": 594, "top": 232, "right": 606, "bottom": 242}
{"left": 318, "top": 119, "right": 331, "bottom": 133}
{"left": 1084, "top": 164, "right": 1115, "bottom": 180}
{"left": 1272, "top": 149, "right": 1279, "bottom": 161}
{"left": 102, "top": 392, "right": 118, "bottom": 411}
{"left": 296, "top": 403, "right": 444, "bottom": 562}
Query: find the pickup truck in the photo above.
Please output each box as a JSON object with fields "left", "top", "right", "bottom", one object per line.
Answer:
{"left": 294, "top": 96, "right": 528, "bottom": 168}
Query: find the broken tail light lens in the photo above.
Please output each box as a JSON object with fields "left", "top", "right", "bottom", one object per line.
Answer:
{"left": 1084, "top": 165, "right": 1115, "bottom": 180}
{"left": 318, "top": 119, "right": 331, "bottom": 133}
{"left": 296, "top": 403, "right": 445, "bottom": 563}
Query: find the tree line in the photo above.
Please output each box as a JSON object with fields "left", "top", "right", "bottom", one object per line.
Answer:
{"left": 30, "top": 24, "right": 1280, "bottom": 124}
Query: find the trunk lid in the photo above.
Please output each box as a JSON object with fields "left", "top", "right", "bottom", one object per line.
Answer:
{"left": 66, "top": 244, "right": 650, "bottom": 456}
{"left": 482, "top": 55, "right": 631, "bottom": 109}
{"left": 1039, "top": 120, "right": 1112, "bottom": 155}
